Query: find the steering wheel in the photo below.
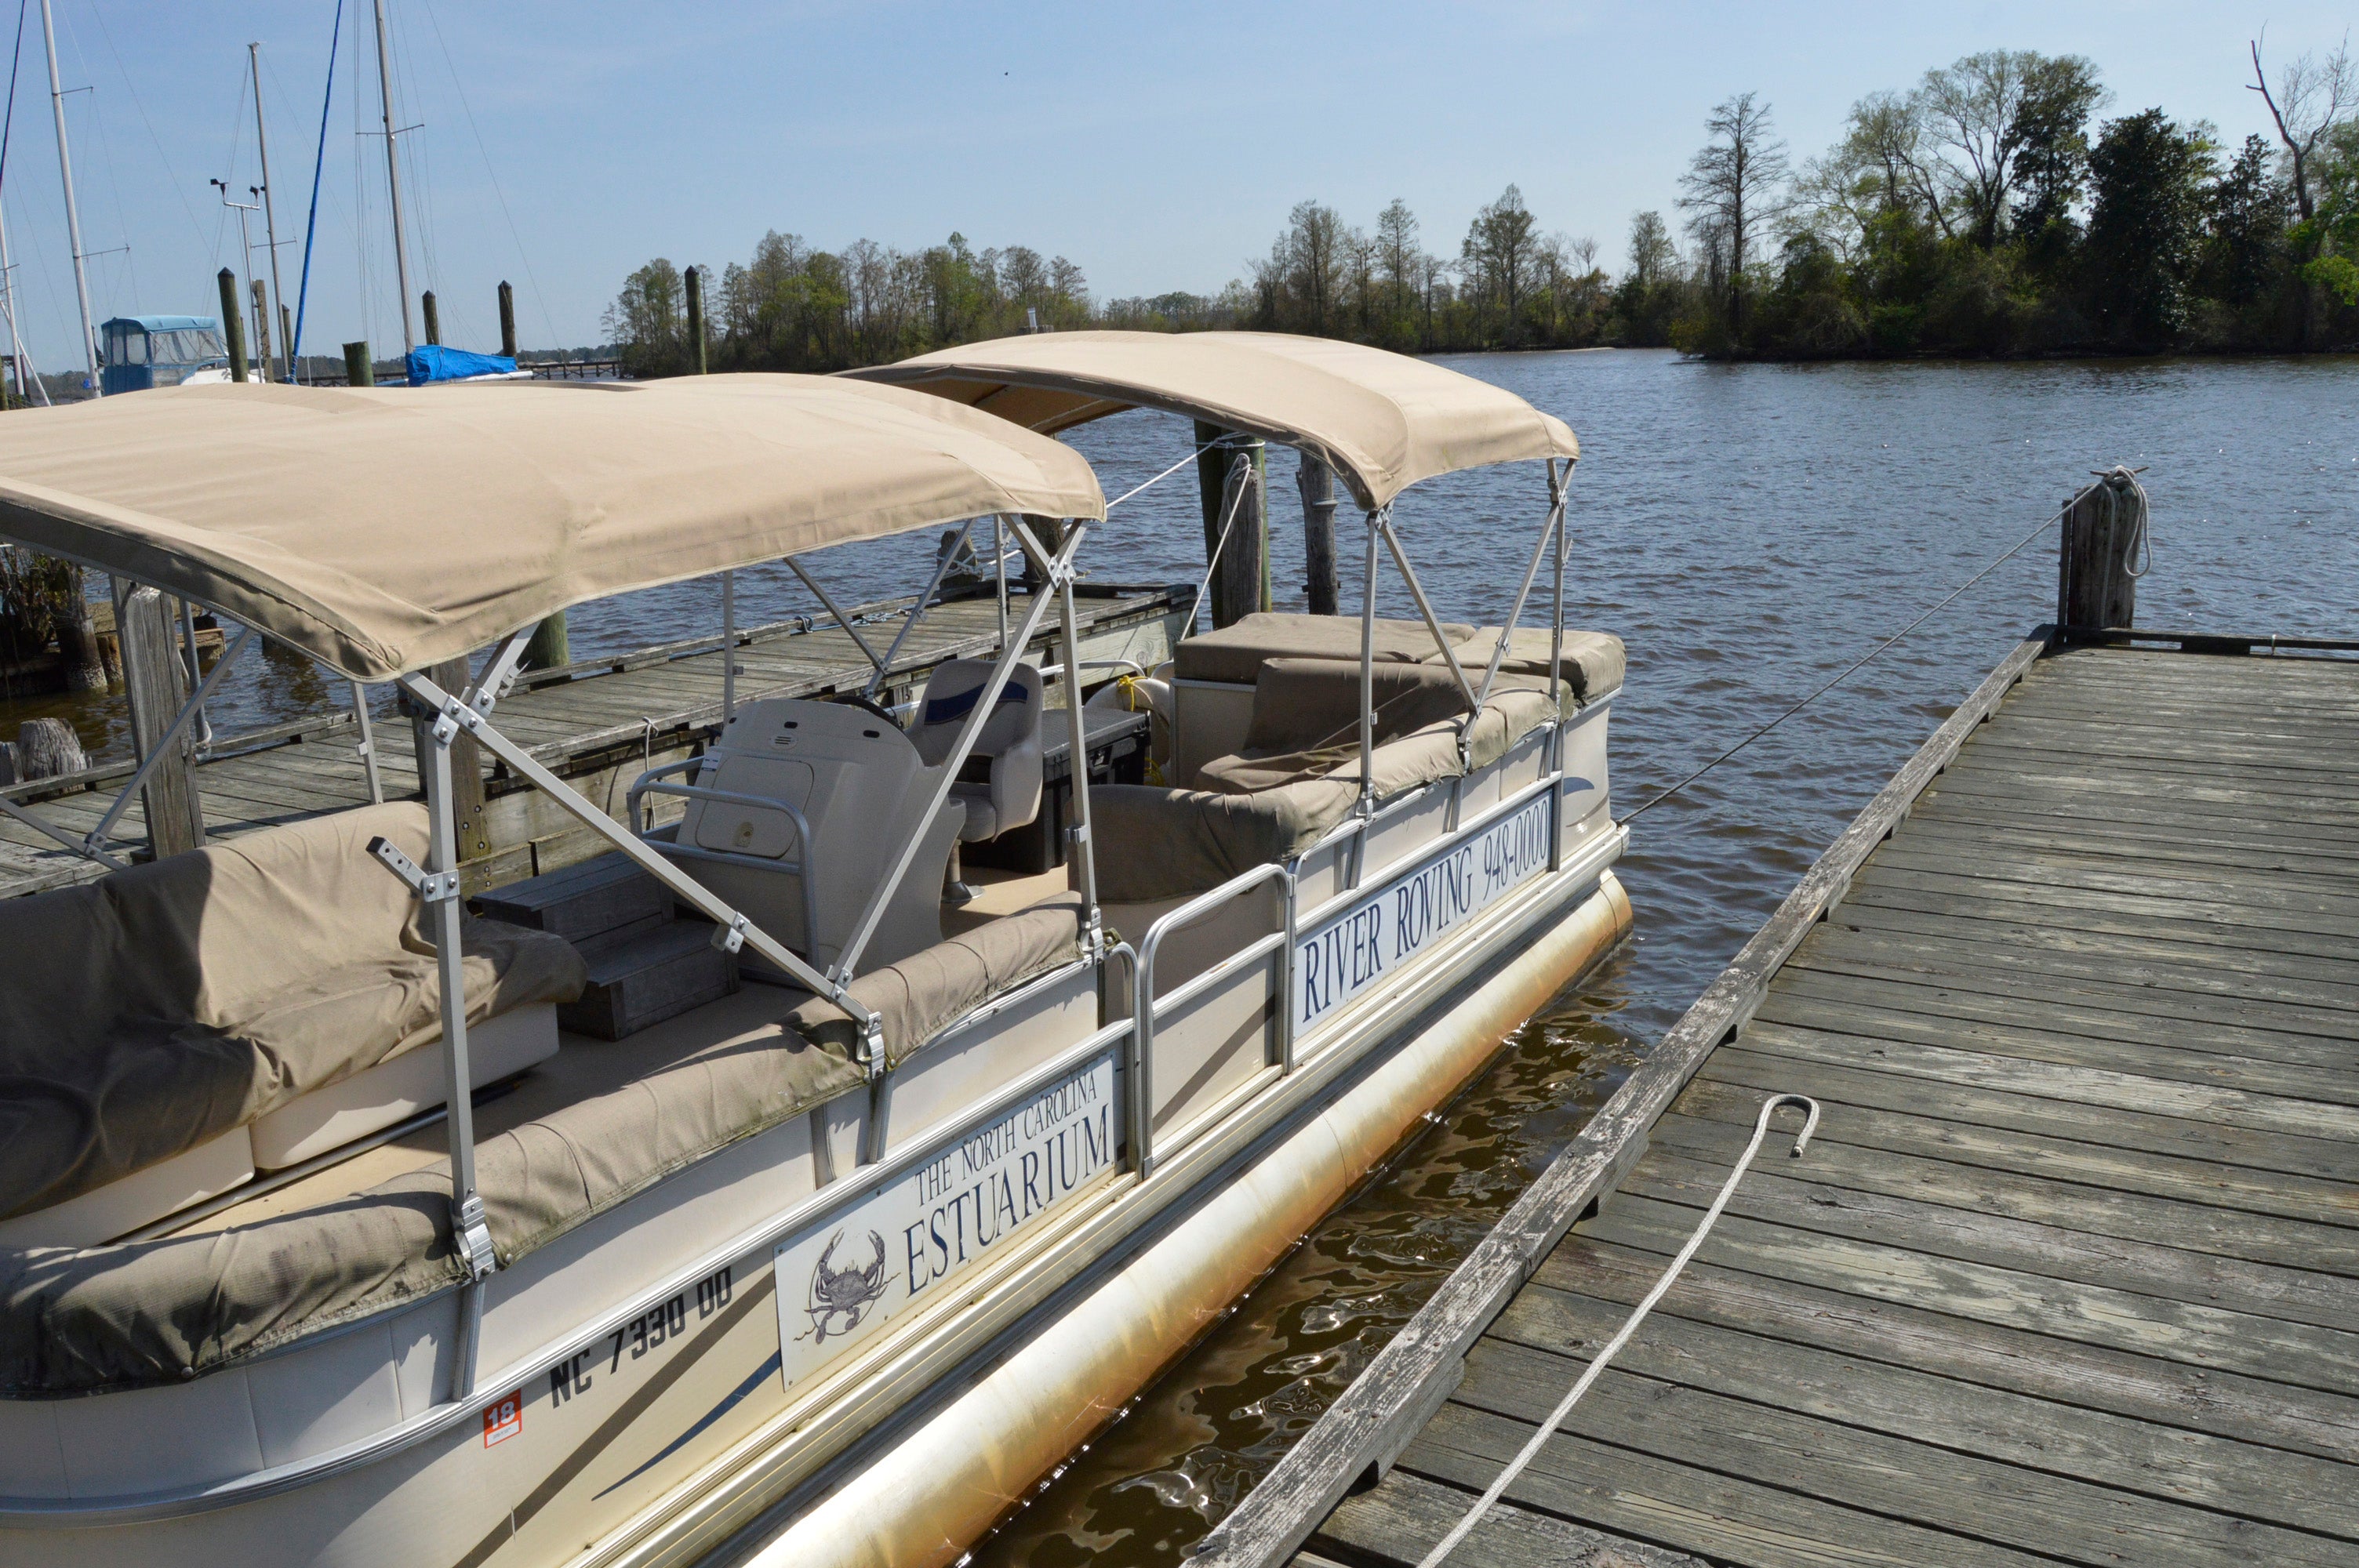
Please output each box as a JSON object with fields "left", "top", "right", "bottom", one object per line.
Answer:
{"left": 839, "top": 692, "right": 902, "bottom": 728}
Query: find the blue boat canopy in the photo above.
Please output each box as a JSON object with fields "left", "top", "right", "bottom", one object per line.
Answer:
{"left": 100, "top": 317, "right": 231, "bottom": 395}
{"left": 405, "top": 343, "right": 520, "bottom": 387}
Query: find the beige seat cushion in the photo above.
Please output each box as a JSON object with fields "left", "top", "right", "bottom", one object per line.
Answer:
{"left": 783, "top": 894, "right": 1089, "bottom": 1068}
{"left": 0, "top": 803, "right": 586, "bottom": 1219}
{"left": 1173, "top": 611, "right": 1472, "bottom": 685}
{"left": 0, "top": 1006, "right": 863, "bottom": 1395}
{"left": 1427, "top": 626, "right": 1625, "bottom": 705}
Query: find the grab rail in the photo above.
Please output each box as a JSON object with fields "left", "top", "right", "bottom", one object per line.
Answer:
{"left": 627, "top": 758, "right": 823, "bottom": 966}
{"left": 1132, "top": 860, "right": 1292, "bottom": 1178}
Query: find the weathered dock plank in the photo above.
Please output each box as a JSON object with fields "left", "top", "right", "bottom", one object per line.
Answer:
{"left": 1192, "top": 637, "right": 2359, "bottom": 1568}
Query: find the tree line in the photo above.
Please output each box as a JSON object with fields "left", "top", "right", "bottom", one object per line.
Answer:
{"left": 606, "top": 35, "right": 2357, "bottom": 372}
{"left": 1667, "top": 38, "right": 2357, "bottom": 355}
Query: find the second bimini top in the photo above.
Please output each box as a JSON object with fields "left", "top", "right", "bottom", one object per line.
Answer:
{"left": 848, "top": 330, "right": 1579, "bottom": 511}
{"left": 0, "top": 376, "right": 1104, "bottom": 681}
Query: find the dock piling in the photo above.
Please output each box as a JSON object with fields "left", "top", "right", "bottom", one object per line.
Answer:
{"left": 685, "top": 265, "right": 707, "bottom": 374}
{"left": 2056, "top": 470, "right": 2143, "bottom": 635}
{"left": 343, "top": 340, "right": 374, "bottom": 387}
{"left": 113, "top": 583, "right": 206, "bottom": 857}
{"left": 216, "top": 269, "right": 248, "bottom": 383}
{"left": 421, "top": 290, "right": 440, "bottom": 347}
{"left": 498, "top": 280, "right": 516, "bottom": 359}
{"left": 1298, "top": 453, "right": 1339, "bottom": 615}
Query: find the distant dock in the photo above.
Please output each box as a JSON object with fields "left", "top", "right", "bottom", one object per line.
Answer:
{"left": 0, "top": 582, "right": 1186, "bottom": 898}
{"left": 1197, "top": 527, "right": 2359, "bottom": 1564}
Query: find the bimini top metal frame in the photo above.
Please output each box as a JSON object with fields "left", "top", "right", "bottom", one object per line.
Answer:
{"left": 856, "top": 330, "right": 1583, "bottom": 816}
{"left": 0, "top": 374, "right": 1107, "bottom": 1400}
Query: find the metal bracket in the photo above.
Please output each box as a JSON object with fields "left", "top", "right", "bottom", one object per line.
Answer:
{"left": 1066, "top": 821, "right": 1089, "bottom": 849}
{"left": 711, "top": 913, "right": 750, "bottom": 954}
{"left": 369, "top": 834, "right": 460, "bottom": 902}
{"left": 859, "top": 1016, "right": 887, "bottom": 1078}
{"left": 452, "top": 1193, "right": 497, "bottom": 1279}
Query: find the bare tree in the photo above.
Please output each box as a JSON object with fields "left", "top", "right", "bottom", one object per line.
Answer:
{"left": 1376, "top": 199, "right": 1420, "bottom": 328}
{"left": 1678, "top": 92, "right": 1789, "bottom": 329}
{"left": 2250, "top": 31, "right": 2356, "bottom": 221}
{"left": 1915, "top": 51, "right": 2104, "bottom": 246}
{"left": 1463, "top": 185, "right": 1542, "bottom": 342}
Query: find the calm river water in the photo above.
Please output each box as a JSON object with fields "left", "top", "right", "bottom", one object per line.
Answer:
{"left": 10, "top": 350, "right": 2356, "bottom": 1562}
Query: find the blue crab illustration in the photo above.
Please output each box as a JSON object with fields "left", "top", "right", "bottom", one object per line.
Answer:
{"left": 804, "top": 1229, "right": 889, "bottom": 1342}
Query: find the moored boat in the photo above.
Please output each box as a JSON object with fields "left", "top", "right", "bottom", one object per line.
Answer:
{"left": 0, "top": 335, "right": 1628, "bottom": 1568}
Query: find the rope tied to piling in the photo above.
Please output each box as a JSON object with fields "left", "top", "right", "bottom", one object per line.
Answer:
{"left": 1413, "top": 1093, "right": 1821, "bottom": 1568}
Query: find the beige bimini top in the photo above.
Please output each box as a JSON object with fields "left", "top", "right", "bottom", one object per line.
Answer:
{"left": 0, "top": 375, "right": 1104, "bottom": 680}
{"left": 847, "top": 330, "right": 1579, "bottom": 511}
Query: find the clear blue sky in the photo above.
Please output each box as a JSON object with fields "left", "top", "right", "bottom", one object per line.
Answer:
{"left": 0, "top": 1, "right": 2346, "bottom": 372}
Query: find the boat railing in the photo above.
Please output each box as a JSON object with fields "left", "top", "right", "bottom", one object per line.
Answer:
{"left": 1130, "top": 715, "right": 1579, "bottom": 1179}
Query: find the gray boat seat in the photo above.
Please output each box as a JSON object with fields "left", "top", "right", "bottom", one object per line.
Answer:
{"left": 669, "top": 698, "right": 965, "bottom": 972}
{"left": 910, "top": 659, "right": 1045, "bottom": 843}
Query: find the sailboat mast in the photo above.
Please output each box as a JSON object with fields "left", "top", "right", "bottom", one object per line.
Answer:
{"left": 0, "top": 202, "right": 44, "bottom": 405}
{"left": 370, "top": 0, "right": 413, "bottom": 352}
{"left": 37, "top": 0, "right": 95, "bottom": 388}
{"left": 249, "top": 42, "right": 289, "bottom": 380}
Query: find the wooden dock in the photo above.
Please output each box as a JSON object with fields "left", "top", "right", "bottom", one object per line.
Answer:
{"left": 0, "top": 582, "right": 1187, "bottom": 899}
{"left": 1196, "top": 630, "right": 2359, "bottom": 1568}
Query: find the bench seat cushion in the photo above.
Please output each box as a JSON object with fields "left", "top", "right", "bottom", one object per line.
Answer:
{"left": 783, "top": 895, "right": 1089, "bottom": 1069}
{"left": 1173, "top": 611, "right": 1472, "bottom": 685}
{"left": 0, "top": 1007, "right": 863, "bottom": 1395}
{"left": 1426, "top": 626, "right": 1625, "bottom": 705}
{"left": 0, "top": 804, "right": 586, "bottom": 1220}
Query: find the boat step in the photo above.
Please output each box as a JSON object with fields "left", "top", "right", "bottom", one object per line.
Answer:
{"left": 560, "top": 920, "right": 740, "bottom": 1041}
{"left": 474, "top": 851, "right": 671, "bottom": 945}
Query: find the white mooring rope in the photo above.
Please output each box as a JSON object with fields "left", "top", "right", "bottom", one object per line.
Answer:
{"left": 1414, "top": 1092, "right": 1822, "bottom": 1568}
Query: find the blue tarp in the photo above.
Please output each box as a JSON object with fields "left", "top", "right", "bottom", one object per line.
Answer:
{"left": 404, "top": 343, "right": 520, "bottom": 386}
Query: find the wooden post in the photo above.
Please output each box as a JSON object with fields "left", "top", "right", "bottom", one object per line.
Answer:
{"left": 2056, "top": 471, "right": 2142, "bottom": 636}
{"left": 217, "top": 269, "right": 248, "bottom": 383}
{"left": 57, "top": 565, "right": 106, "bottom": 691}
{"left": 343, "top": 339, "right": 374, "bottom": 387}
{"left": 1297, "top": 452, "right": 1339, "bottom": 615}
{"left": 1193, "top": 423, "right": 1267, "bottom": 629}
{"left": 114, "top": 583, "right": 206, "bottom": 857}
{"left": 421, "top": 290, "right": 440, "bottom": 347}
{"left": 409, "top": 655, "right": 491, "bottom": 858}
{"left": 497, "top": 280, "right": 516, "bottom": 358}
{"left": 249, "top": 278, "right": 274, "bottom": 382}
{"left": 278, "top": 303, "right": 294, "bottom": 381}
{"left": 523, "top": 612, "right": 569, "bottom": 673}
{"left": 685, "top": 265, "right": 707, "bottom": 374}
{"left": 1020, "top": 514, "right": 1067, "bottom": 597}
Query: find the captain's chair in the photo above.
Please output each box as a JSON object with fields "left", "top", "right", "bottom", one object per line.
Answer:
{"left": 911, "top": 659, "right": 1045, "bottom": 844}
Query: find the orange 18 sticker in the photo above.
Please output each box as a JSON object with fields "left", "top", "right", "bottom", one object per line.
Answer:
{"left": 482, "top": 1388, "right": 524, "bottom": 1448}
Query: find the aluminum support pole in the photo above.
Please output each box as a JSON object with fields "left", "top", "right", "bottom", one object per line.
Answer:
{"left": 351, "top": 681, "right": 383, "bottom": 803}
{"left": 1357, "top": 510, "right": 1379, "bottom": 826}
{"left": 1377, "top": 515, "right": 1480, "bottom": 712}
{"left": 864, "top": 518, "right": 972, "bottom": 700}
{"left": 994, "top": 515, "right": 1009, "bottom": 650}
{"left": 1470, "top": 477, "right": 1569, "bottom": 711}
{"left": 833, "top": 524, "right": 1079, "bottom": 982}
{"left": 1046, "top": 529, "right": 1101, "bottom": 935}
{"left": 785, "top": 557, "right": 889, "bottom": 673}
{"left": 721, "top": 570, "right": 736, "bottom": 721}
{"left": 85, "top": 625, "right": 256, "bottom": 852}
{"left": 412, "top": 716, "right": 493, "bottom": 1399}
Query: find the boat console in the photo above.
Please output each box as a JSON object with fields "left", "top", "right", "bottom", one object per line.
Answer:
{"left": 634, "top": 696, "right": 970, "bottom": 973}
